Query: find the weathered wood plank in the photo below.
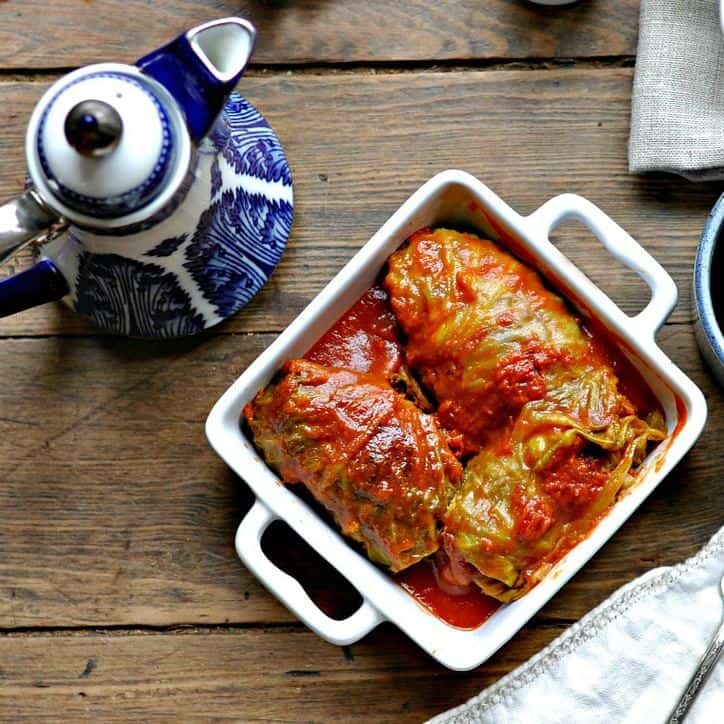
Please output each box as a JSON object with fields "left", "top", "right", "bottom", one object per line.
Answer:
{"left": 0, "top": 69, "right": 717, "bottom": 338}
{"left": 0, "top": 624, "right": 567, "bottom": 721}
{"left": 0, "top": 324, "right": 719, "bottom": 628}
{"left": 0, "top": 1, "right": 639, "bottom": 69}
{"left": 0, "top": 334, "right": 288, "bottom": 627}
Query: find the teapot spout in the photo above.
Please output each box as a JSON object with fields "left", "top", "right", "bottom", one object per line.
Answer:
{"left": 137, "top": 17, "right": 257, "bottom": 143}
{"left": 189, "top": 18, "right": 256, "bottom": 83}
{"left": 0, "top": 189, "right": 69, "bottom": 318}
{"left": 0, "top": 189, "right": 66, "bottom": 265}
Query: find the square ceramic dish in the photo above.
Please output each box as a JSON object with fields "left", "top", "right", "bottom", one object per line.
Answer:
{"left": 206, "top": 171, "right": 706, "bottom": 671}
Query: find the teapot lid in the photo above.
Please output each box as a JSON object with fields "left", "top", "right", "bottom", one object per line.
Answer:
{"left": 25, "top": 64, "right": 191, "bottom": 228}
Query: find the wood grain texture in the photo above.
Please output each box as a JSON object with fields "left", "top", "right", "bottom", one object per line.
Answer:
{"left": 0, "top": 624, "right": 567, "bottom": 722}
{"left": 0, "top": 0, "right": 639, "bottom": 69}
{"left": 0, "top": 70, "right": 719, "bottom": 337}
{"left": 0, "top": 10, "right": 720, "bottom": 719}
{"left": 0, "top": 324, "right": 719, "bottom": 629}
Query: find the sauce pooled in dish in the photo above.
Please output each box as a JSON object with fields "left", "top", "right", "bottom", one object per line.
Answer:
{"left": 243, "top": 228, "right": 666, "bottom": 623}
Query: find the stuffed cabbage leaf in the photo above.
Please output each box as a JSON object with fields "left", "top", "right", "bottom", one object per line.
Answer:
{"left": 442, "top": 387, "right": 665, "bottom": 601}
{"left": 243, "top": 359, "right": 462, "bottom": 572}
{"left": 385, "top": 228, "right": 633, "bottom": 452}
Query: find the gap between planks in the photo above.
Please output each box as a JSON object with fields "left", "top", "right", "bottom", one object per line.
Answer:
{"left": 0, "top": 622, "right": 308, "bottom": 638}
{"left": 0, "top": 618, "right": 573, "bottom": 638}
{"left": 0, "top": 55, "right": 636, "bottom": 84}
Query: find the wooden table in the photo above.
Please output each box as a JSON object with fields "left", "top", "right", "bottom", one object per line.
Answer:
{"left": 0, "top": 2, "right": 721, "bottom": 720}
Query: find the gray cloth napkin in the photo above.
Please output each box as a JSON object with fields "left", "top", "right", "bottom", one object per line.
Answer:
{"left": 630, "top": 0, "right": 724, "bottom": 180}
{"left": 428, "top": 527, "right": 724, "bottom": 724}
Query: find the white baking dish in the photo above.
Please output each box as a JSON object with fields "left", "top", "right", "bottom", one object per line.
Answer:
{"left": 206, "top": 170, "right": 706, "bottom": 671}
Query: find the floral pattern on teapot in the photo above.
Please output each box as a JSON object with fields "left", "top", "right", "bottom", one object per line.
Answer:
{"left": 45, "top": 94, "right": 294, "bottom": 338}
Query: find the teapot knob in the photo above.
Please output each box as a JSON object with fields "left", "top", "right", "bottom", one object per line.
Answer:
{"left": 64, "top": 99, "right": 123, "bottom": 158}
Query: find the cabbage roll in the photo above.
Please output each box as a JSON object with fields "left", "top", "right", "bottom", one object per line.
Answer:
{"left": 243, "top": 359, "right": 462, "bottom": 572}
{"left": 384, "top": 228, "right": 629, "bottom": 451}
{"left": 442, "top": 388, "right": 665, "bottom": 601}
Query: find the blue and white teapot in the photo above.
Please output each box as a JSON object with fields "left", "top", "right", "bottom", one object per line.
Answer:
{"left": 0, "top": 18, "right": 293, "bottom": 337}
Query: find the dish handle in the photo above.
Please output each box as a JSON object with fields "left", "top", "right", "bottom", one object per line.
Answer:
{"left": 235, "top": 500, "right": 384, "bottom": 646}
{"left": 526, "top": 194, "right": 677, "bottom": 336}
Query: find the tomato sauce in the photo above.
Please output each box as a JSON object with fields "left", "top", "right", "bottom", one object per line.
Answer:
{"left": 542, "top": 454, "right": 609, "bottom": 512}
{"left": 305, "top": 286, "right": 402, "bottom": 378}
{"left": 582, "top": 318, "right": 661, "bottom": 415}
{"left": 299, "top": 242, "right": 665, "bottom": 627}
{"left": 397, "top": 558, "right": 499, "bottom": 629}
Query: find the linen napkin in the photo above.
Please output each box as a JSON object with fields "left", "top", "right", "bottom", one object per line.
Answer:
{"left": 428, "top": 527, "right": 724, "bottom": 724}
{"left": 629, "top": 0, "right": 724, "bottom": 180}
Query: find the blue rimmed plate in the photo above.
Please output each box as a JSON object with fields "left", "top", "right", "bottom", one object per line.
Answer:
{"left": 694, "top": 193, "right": 724, "bottom": 385}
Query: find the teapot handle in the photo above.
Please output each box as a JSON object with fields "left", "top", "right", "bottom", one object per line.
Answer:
{"left": 0, "top": 258, "right": 69, "bottom": 318}
{"left": 0, "top": 189, "right": 69, "bottom": 318}
{"left": 137, "top": 17, "right": 257, "bottom": 143}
